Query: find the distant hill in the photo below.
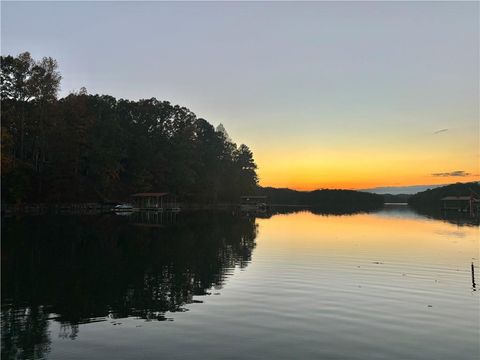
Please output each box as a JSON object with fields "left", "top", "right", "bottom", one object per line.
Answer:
{"left": 408, "top": 182, "right": 480, "bottom": 210}
{"left": 382, "top": 194, "right": 412, "bottom": 203}
{"left": 360, "top": 184, "right": 446, "bottom": 195}
{"left": 258, "top": 187, "right": 383, "bottom": 212}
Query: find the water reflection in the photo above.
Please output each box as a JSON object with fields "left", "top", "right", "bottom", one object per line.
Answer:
{"left": 1, "top": 212, "right": 257, "bottom": 359}
{"left": 248, "top": 204, "right": 480, "bottom": 226}
{"left": 2, "top": 206, "right": 478, "bottom": 360}
{"left": 411, "top": 206, "right": 480, "bottom": 227}
{"left": 1, "top": 306, "right": 51, "bottom": 360}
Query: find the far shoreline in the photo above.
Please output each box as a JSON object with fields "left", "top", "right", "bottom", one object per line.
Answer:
{"left": 1, "top": 201, "right": 385, "bottom": 215}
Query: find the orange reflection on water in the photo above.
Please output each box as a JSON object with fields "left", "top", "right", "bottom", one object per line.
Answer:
{"left": 255, "top": 210, "right": 479, "bottom": 265}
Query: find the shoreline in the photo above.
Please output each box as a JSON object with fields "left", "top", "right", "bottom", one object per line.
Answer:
{"left": 1, "top": 202, "right": 384, "bottom": 215}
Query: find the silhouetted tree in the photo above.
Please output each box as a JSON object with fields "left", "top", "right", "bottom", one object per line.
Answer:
{"left": 1, "top": 52, "right": 259, "bottom": 204}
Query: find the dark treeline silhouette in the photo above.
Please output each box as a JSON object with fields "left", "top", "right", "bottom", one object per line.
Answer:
{"left": 1, "top": 212, "right": 257, "bottom": 359}
{"left": 258, "top": 187, "right": 383, "bottom": 212}
{"left": 408, "top": 182, "right": 480, "bottom": 211}
{"left": 408, "top": 182, "right": 480, "bottom": 226}
{"left": 1, "top": 52, "right": 258, "bottom": 204}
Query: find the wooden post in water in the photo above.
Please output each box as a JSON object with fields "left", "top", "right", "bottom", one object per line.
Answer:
{"left": 472, "top": 262, "right": 476, "bottom": 290}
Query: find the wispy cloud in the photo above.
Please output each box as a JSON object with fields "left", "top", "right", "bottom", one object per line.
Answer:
{"left": 433, "top": 128, "right": 448, "bottom": 134}
{"left": 431, "top": 170, "right": 470, "bottom": 177}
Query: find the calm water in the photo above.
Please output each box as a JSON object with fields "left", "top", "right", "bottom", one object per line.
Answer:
{"left": 2, "top": 206, "right": 479, "bottom": 359}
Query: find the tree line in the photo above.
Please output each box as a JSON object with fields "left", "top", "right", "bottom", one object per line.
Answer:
{"left": 259, "top": 187, "right": 384, "bottom": 212}
{"left": 1, "top": 52, "right": 258, "bottom": 204}
{"left": 408, "top": 182, "right": 480, "bottom": 211}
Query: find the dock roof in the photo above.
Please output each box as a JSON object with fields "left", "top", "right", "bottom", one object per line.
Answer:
{"left": 131, "top": 192, "right": 169, "bottom": 197}
{"left": 441, "top": 196, "right": 472, "bottom": 201}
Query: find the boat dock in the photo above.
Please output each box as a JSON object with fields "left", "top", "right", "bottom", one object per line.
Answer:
{"left": 130, "top": 192, "right": 180, "bottom": 212}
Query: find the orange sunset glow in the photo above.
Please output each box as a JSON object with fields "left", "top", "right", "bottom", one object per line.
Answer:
{"left": 254, "top": 138, "right": 479, "bottom": 190}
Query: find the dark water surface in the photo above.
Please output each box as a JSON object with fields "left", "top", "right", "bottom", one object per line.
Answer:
{"left": 2, "top": 207, "right": 479, "bottom": 359}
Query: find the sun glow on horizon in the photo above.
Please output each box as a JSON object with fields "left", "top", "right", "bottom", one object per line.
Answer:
{"left": 258, "top": 169, "right": 480, "bottom": 191}
{"left": 254, "top": 145, "right": 480, "bottom": 191}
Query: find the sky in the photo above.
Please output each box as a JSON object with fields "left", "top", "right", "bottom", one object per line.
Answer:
{"left": 1, "top": 1, "right": 479, "bottom": 190}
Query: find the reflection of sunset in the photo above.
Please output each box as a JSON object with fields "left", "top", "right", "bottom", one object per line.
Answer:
{"left": 255, "top": 211, "right": 479, "bottom": 264}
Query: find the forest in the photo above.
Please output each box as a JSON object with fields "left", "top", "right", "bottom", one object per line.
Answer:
{"left": 1, "top": 52, "right": 258, "bottom": 204}
{"left": 408, "top": 182, "right": 480, "bottom": 211}
{"left": 259, "top": 187, "right": 384, "bottom": 212}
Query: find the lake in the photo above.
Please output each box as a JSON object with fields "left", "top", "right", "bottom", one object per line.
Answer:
{"left": 2, "top": 206, "right": 479, "bottom": 360}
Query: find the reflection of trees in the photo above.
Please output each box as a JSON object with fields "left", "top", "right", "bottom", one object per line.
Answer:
{"left": 241, "top": 205, "right": 383, "bottom": 220}
{"left": 1, "top": 212, "right": 257, "bottom": 357}
{"left": 58, "top": 323, "right": 79, "bottom": 340}
{"left": 409, "top": 208, "right": 480, "bottom": 227}
{"left": 1, "top": 306, "right": 51, "bottom": 360}
{"left": 262, "top": 204, "right": 480, "bottom": 226}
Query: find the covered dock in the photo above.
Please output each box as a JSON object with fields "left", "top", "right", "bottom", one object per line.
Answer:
{"left": 131, "top": 192, "right": 179, "bottom": 212}
{"left": 441, "top": 195, "right": 479, "bottom": 216}
{"left": 240, "top": 195, "right": 268, "bottom": 211}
